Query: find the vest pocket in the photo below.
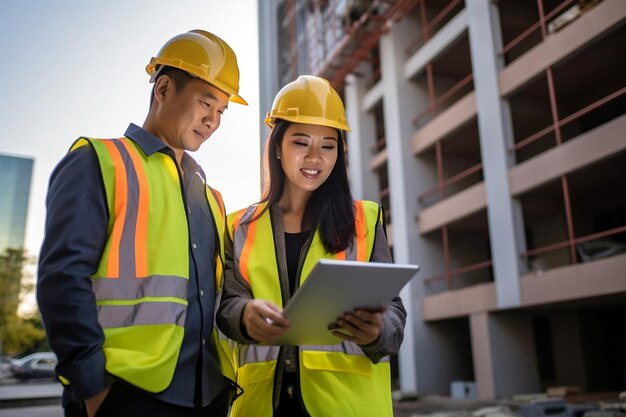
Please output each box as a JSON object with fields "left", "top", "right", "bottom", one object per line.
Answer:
{"left": 301, "top": 350, "right": 372, "bottom": 377}
{"left": 238, "top": 360, "right": 276, "bottom": 384}
{"left": 233, "top": 361, "right": 276, "bottom": 417}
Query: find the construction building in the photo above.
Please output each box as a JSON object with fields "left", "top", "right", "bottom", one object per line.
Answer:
{"left": 0, "top": 153, "right": 33, "bottom": 254}
{"left": 258, "top": 0, "right": 626, "bottom": 400}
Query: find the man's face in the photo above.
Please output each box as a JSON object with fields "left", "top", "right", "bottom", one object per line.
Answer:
{"left": 158, "top": 77, "right": 230, "bottom": 154}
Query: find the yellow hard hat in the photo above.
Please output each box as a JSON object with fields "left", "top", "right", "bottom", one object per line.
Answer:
{"left": 146, "top": 30, "right": 247, "bottom": 105}
{"left": 265, "top": 75, "right": 350, "bottom": 131}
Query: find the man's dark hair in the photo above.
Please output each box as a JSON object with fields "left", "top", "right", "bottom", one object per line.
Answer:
{"left": 149, "top": 66, "right": 194, "bottom": 107}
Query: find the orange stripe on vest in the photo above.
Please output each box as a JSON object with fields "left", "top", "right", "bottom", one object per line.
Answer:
{"left": 102, "top": 140, "right": 126, "bottom": 278}
{"left": 238, "top": 205, "right": 264, "bottom": 284}
{"left": 354, "top": 200, "right": 367, "bottom": 261}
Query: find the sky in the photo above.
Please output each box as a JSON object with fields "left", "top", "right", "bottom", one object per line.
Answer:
{"left": 0, "top": 1, "right": 262, "bottom": 312}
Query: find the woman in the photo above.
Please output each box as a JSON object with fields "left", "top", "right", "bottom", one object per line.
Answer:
{"left": 217, "top": 75, "right": 406, "bottom": 417}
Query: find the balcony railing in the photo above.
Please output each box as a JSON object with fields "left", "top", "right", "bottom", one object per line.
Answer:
{"left": 423, "top": 259, "right": 493, "bottom": 290}
{"left": 500, "top": 0, "right": 577, "bottom": 62}
{"left": 411, "top": 73, "right": 474, "bottom": 128}
{"left": 522, "top": 225, "right": 626, "bottom": 264}
{"left": 417, "top": 162, "right": 482, "bottom": 205}
{"left": 509, "top": 85, "right": 626, "bottom": 154}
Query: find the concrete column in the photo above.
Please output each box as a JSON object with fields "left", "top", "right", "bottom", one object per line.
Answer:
{"left": 258, "top": 1, "right": 281, "bottom": 160}
{"left": 378, "top": 18, "right": 420, "bottom": 394}
{"left": 470, "top": 313, "right": 497, "bottom": 399}
{"left": 471, "top": 312, "right": 541, "bottom": 399}
{"left": 345, "top": 69, "right": 380, "bottom": 201}
{"left": 379, "top": 15, "right": 454, "bottom": 395}
{"left": 378, "top": 19, "right": 422, "bottom": 265}
{"left": 466, "top": 0, "right": 528, "bottom": 308}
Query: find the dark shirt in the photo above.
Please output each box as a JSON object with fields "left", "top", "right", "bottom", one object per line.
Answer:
{"left": 280, "top": 231, "right": 310, "bottom": 416}
{"left": 284, "top": 231, "right": 308, "bottom": 295}
{"left": 37, "top": 123, "right": 226, "bottom": 408}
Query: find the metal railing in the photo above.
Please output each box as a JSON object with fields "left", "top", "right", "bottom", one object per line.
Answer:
{"left": 405, "top": 0, "right": 464, "bottom": 56}
{"left": 509, "top": 85, "right": 626, "bottom": 153}
{"left": 522, "top": 226, "right": 626, "bottom": 261}
{"left": 417, "top": 162, "right": 482, "bottom": 204}
{"left": 499, "top": 0, "right": 577, "bottom": 61}
{"left": 411, "top": 73, "right": 474, "bottom": 128}
{"left": 423, "top": 259, "right": 493, "bottom": 290}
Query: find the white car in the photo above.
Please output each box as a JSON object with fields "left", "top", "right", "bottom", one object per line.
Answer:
{"left": 9, "top": 352, "right": 58, "bottom": 381}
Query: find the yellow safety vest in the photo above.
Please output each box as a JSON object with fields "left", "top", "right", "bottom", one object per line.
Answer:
{"left": 227, "top": 200, "right": 393, "bottom": 417}
{"left": 70, "top": 137, "right": 237, "bottom": 392}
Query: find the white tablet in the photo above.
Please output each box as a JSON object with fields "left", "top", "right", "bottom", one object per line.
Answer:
{"left": 273, "top": 259, "right": 419, "bottom": 346}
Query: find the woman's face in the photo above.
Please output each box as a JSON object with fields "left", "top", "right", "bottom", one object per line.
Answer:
{"left": 278, "top": 122, "right": 339, "bottom": 198}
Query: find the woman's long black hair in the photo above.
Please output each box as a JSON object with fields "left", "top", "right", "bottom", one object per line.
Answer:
{"left": 258, "top": 120, "right": 355, "bottom": 253}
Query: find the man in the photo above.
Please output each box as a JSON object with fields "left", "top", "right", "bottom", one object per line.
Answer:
{"left": 37, "top": 30, "right": 247, "bottom": 417}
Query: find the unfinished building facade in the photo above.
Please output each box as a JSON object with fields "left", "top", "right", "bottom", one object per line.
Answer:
{"left": 258, "top": 0, "right": 626, "bottom": 399}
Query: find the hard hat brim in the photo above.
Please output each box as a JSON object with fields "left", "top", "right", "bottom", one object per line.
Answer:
{"left": 265, "top": 114, "right": 351, "bottom": 132}
{"left": 146, "top": 62, "right": 248, "bottom": 106}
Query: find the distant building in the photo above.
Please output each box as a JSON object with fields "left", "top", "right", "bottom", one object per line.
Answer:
{"left": 0, "top": 153, "right": 34, "bottom": 253}
{"left": 259, "top": 0, "right": 626, "bottom": 399}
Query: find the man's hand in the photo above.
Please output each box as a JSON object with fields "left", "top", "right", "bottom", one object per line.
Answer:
{"left": 330, "top": 307, "right": 387, "bottom": 346}
{"left": 85, "top": 385, "right": 111, "bottom": 417}
{"left": 242, "top": 299, "right": 290, "bottom": 343}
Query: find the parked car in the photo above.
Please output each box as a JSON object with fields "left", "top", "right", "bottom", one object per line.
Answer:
{"left": 9, "top": 352, "right": 57, "bottom": 381}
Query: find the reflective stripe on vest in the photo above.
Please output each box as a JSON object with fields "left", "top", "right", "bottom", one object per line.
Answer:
{"left": 239, "top": 342, "right": 389, "bottom": 365}
{"left": 228, "top": 200, "right": 393, "bottom": 417}
{"left": 70, "top": 137, "right": 236, "bottom": 390}
{"left": 92, "top": 275, "right": 188, "bottom": 301}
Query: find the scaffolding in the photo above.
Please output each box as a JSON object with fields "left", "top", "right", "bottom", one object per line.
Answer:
{"left": 281, "top": 0, "right": 421, "bottom": 90}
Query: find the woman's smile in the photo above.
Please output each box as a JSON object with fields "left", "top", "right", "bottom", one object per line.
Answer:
{"left": 301, "top": 168, "right": 321, "bottom": 179}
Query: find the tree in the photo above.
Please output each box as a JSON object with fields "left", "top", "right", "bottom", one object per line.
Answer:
{"left": 0, "top": 248, "right": 46, "bottom": 355}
